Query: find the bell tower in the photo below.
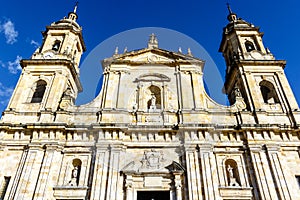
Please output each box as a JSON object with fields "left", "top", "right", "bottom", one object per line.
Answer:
{"left": 2, "top": 5, "right": 86, "bottom": 123}
{"left": 219, "top": 5, "right": 300, "bottom": 126}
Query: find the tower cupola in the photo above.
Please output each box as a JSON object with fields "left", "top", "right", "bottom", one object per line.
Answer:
{"left": 2, "top": 5, "right": 86, "bottom": 122}
{"left": 68, "top": 2, "right": 78, "bottom": 21}
{"left": 31, "top": 3, "right": 86, "bottom": 71}
{"left": 219, "top": 5, "right": 299, "bottom": 127}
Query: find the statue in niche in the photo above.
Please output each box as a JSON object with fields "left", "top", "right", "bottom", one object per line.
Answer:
{"left": 227, "top": 164, "right": 240, "bottom": 187}
{"left": 234, "top": 87, "right": 242, "bottom": 98}
{"left": 69, "top": 166, "right": 79, "bottom": 186}
{"left": 227, "top": 165, "right": 234, "bottom": 177}
{"left": 149, "top": 93, "right": 157, "bottom": 111}
{"left": 151, "top": 94, "right": 156, "bottom": 106}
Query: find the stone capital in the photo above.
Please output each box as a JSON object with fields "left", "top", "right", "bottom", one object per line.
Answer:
{"left": 27, "top": 143, "right": 44, "bottom": 151}
{"left": 198, "top": 144, "right": 213, "bottom": 153}
{"left": 110, "top": 143, "right": 125, "bottom": 152}
{"left": 183, "top": 144, "right": 197, "bottom": 152}
{"left": 45, "top": 143, "right": 63, "bottom": 152}
{"left": 95, "top": 143, "right": 110, "bottom": 151}
{"left": 265, "top": 144, "right": 281, "bottom": 152}
{"left": 248, "top": 144, "right": 263, "bottom": 152}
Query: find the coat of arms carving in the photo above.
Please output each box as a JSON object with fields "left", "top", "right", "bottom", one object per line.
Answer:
{"left": 140, "top": 149, "right": 165, "bottom": 170}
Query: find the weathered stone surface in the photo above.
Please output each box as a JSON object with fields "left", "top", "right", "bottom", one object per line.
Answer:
{"left": 0, "top": 6, "right": 300, "bottom": 200}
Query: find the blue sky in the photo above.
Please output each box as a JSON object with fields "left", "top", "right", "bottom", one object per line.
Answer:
{"left": 0, "top": 1, "right": 299, "bottom": 114}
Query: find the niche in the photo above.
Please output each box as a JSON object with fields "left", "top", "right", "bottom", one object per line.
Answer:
{"left": 147, "top": 85, "right": 161, "bottom": 110}
{"left": 69, "top": 158, "right": 82, "bottom": 186}
{"left": 225, "top": 159, "right": 240, "bottom": 187}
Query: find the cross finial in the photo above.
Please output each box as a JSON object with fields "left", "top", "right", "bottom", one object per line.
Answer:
{"left": 74, "top": 1, "right": 79, "bottom": 13}
{"left": 226, "top": 3, "right": 233, "bottom": 14}
{"left": 148, "top": 33, "right": 158, "bottom": 49}
{"left": 226, "top": 3, "right": 237, "bottom": 22}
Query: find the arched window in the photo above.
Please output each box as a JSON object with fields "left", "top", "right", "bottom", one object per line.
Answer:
{"left": 52, "top": 40, "right": 61, "bottom": 51}
{"left": 225, "top": 159, "right": 240, "bottom": 187}
{"left": 31, "top": 80, "right": 47, "bottom": 103}
{"left": 259, "top": 81, "right": 279, "bottom": 104}
{"left": 245, "top": 41, "right": 255, "bottom": 52}
{"left": 69, "top": 159, "right": 82, "bottom": 186}
{"left": 147, "top": 85, "right": 161, "bottom": 110}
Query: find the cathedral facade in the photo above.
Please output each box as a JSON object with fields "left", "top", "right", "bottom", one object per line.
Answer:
{"left": 0, "top": 6, "right": 300, "bottom": 200}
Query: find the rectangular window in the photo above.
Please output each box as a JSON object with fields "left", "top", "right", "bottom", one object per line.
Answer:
{"left": 0, "top": 176, "right": 11, "bottom": 199}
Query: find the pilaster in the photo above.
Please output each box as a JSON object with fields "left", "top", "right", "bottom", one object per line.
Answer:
{"left": 33, "top": 143, "right": 63, "bottom": 200}
{"left": 12, "top": 143, "right": 45, "bottom": 200}
{"left": 265, "top": 144, "right": 294, "bottom": 200}
{"left": 198, "top": 143, "right": 220, "bottom": 200}
{"left": 174, "top": 172, "right": 183, "bottom": 200}
{"left": 124, "top": 174, "right": 133, "bottom": 200}
{"left": 105, "top": 143, "right": 125, "bottom": 200}
{"left": 90, "top": 143, "right": 110, "bottom": 200}
{"left": 184, "top": 144, "right": 202, "bottom": 200}
{"left": 248, "top": 144, "right": 279, "bottom": 200}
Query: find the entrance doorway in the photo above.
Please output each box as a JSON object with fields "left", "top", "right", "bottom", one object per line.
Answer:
{"left": 137, "top": 191, "right": 170, "bottom": 200}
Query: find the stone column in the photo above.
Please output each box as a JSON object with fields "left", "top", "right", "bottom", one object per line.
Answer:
{"left": 198, "top": 143, "right": 219, "bottom": 200}
{"left": 174, "top": 172, "right": 183, "bottom": 200}
{"left": 248, "top": 144, "right": 279, "bottom": 200}
{"left": 184, "top": 144, "right": 202, "bottom": 200}
{"left": 33, "top": 143, "right": 63, "bottom": 200}
{"left": 90, "top": 143, "right": 110, "bottom": 200}
{"left": 125, "top": 175, "right": 133, "bottom": 200}
{"left": 12, "top": 143, "right": 45, "bottom": 200}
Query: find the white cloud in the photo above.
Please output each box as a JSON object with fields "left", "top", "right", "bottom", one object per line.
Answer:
{"left": 0, "top": 60, "right": 5, "bottom": 68}
{"left": 0, "top": 56, "right": 22, "bottom": 74}
{"left": 0, "top": 20, "right": 18, "bottom": 44}
{"left": 0, "top": 82, "right": 13, "bottom": 97}
{"left": 0, "top": 82, "right": 13, "bottom": 106}
{"left": 30, "top": 39, "right": 39, "bottom": 48}
{"left": 7, "top": 55, "right": 22, "bottom": 74}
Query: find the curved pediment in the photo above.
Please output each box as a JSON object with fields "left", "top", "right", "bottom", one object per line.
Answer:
{"left": 134, "top": 73, "right": 171, "bottom": 82}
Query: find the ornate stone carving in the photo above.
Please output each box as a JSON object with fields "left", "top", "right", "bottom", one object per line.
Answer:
{"left": 140, "top": 149, "right": 165, "bottom": 170}
{"left": 227, "top": 164, "right": 240, "bottom": 187}
{"left": 69, "top": 166, "right": 79, "bottom": 186}
{"left": 145, "top": 114, "right": 162, "bottom": 123}
{"left": 59, "top": 87, "right": 74, "bottom": 110}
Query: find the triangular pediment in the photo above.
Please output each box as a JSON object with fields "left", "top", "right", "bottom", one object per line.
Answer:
{"left": 124, "top": 51, "right": 173, "bottom": 63}
{"left": 102, "top": 48, "right": 204, "bottom": 66}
